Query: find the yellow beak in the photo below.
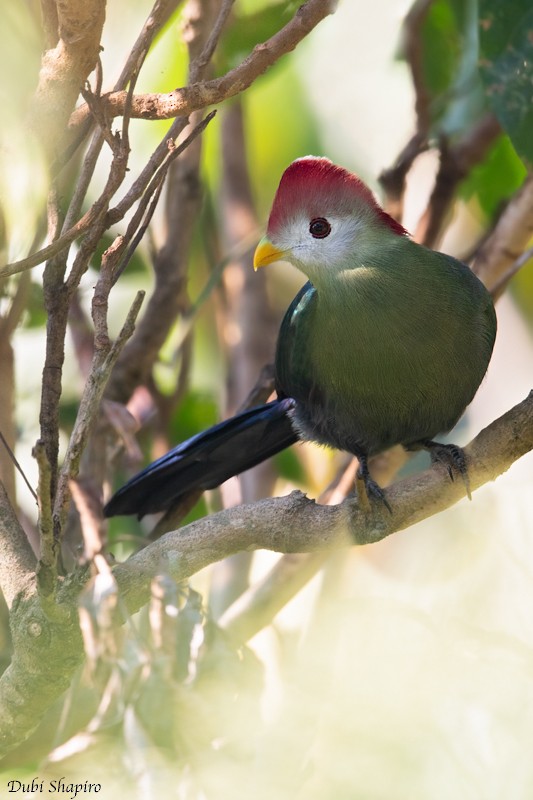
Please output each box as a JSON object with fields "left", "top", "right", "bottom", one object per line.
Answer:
{"left": 253, "top": 237, "right": 285, "bottom": 271}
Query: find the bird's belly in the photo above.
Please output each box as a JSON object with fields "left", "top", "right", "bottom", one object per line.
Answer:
{"left": 291, "top": 383, "right": 446, "bottom": 456}
{"left": 279, "top": 273, "right": 494, "bottom": 458}
{"left": 290, "top": 326, "right": 480, "bottom": 456}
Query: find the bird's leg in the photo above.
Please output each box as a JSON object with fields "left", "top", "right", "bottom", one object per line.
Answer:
{"left": 417, "top": 439, "right": 472, "bottom": 500}
{"left": 356, "top": 455, "right": 392, "bottom": 514}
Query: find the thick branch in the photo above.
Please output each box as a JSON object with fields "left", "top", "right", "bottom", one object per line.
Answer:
{"left": 0, "top": 575, "right": 84, "bottom": 760}
{"left": 69, "top": 0, "right": 337, "bottom": 128}
{"left": 113, "top": 391, "right": 533, "bottom": 616}
{"left": 0, "top": 392, "right": 529, "bottom": 760}
{"left": 31, "top": 0, "right": 106, "bottom": 160}
{"left": 0, "top": 483, "right": 36, "bottom": 608}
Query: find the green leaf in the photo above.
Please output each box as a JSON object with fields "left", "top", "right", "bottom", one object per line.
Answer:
{"left": 22, "top": 282, "right": 47, "bottom": 328}
{"left": 458, "top": 133, "right": 526, "bottom": 217}
{"left": 216, "top": 2, "right": 301, "bottom": 74}
{"left": 418, "top": 0, "right": 461, "bottom": 97}
{"left": 169, "top": 390, "right": 219, "bottom": 443}
{"left": 405, "top": 0, "right": 486, "bottom": 137}
{"left": 273, "top": 447, "right": 306, "bottom": 485}
{"left": 479, "top": 1, "right": 533, "bottom": 167}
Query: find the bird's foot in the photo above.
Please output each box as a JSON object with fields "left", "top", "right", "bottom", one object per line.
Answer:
{"left": 356, "top": 458, "right": 392, "bottom": 514}
{"left": 420, "top": 439, "right": 471, "bottom": 500}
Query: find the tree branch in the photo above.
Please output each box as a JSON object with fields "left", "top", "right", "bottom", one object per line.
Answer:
{"left": 0, "top": 0, "right": 335, "bottom": 282}
{"left": 414, "top": 114, "right": 502, "bottom": 246}
{"left": 473, "top": 172, "right": 533, "bottom": 294}
{"left": 68, "top": 0, "right": 337, "bottom": 128}
{"left": 113, "top": 391, "right": 533, "bottom": 617}
{"left": 52, "top": 289, "right": 146, "bottom": 535}
{"left": 0, "top": 572, "right": 84, "bottom": 760}
{"left": 0, "top": 483, "right": 36, "bottom": 608}
{"left": 105, "top": 0, "right": 221, "bottom": 404}
{"left": 1, "top": 391, "right": 530, "bottom": 760}
{"left": 31, "top": 0, "right": 106, "bottom": 161}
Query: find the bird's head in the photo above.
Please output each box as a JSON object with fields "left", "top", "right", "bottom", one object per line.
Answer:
{"left": 253, "top": 156, "right": 407, "bottom": 285}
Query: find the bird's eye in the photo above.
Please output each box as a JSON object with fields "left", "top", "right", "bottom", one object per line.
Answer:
{"left": 309, "top": 217, "right": 331, "bottom": 239}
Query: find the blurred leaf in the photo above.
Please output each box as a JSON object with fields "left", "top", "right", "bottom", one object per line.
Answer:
{"left": 479, "top": 1, "right": 533, "bottom": 167}
{"left": 247, "top": 64, "right": 322, "bottom": 219}
{"left": 23, "top": 282, "right": 47, "bottom": 328}
{"left": 273, "top": 446, "right": 307, "bottom": 485}
{"left": 458, "top": 133, "right": 526, "bottom": 217}
{"left": 59, "top": 397, "right": 80, "bottom": 431}
{"left": 169, "top": 390, "right": 219, "bottom": 443}
{"left": 405, "top": 0, "right": 486, "bottom": 137}
{"left": 418, "top": 0, "right": 460, "bottom": 96}
{"left": 216, "top": 2, "right": 294, "bottom": 73}
{"left": 511, "top": 259, "right": 533, "bottom": 323}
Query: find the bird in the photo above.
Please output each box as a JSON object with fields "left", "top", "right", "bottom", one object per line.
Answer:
{"left": 104, "top": 156, "right": 496, "bottom": 518}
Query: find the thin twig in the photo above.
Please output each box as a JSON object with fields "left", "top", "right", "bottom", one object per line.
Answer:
{"left": 473, "top": 172, "right": 533, "bottom": 292}
{"left": 414, "top": 114, "right": 501, "bottom": 247}
{"left": 490, "top": 244, "right": 533, "bottom": 299}
{"left": 0, "top": 431, "right": 38, "bottom": 504}
{"left": 379, "top": 132, "right": 428, "bottom": 220}
{"left": 112, "top": 110, "right": 217, "bottom": 284}
{"left": 80, "top": 83, "right": 119, "bottom": 154}
{"left": 68, "top": 0, "right": 337, "bottom": 127}
{"left": 53, "top": 291, "right": 146, "bottom": 533}
{"left": 60, "top": 0, "right": 183, "bottom": 228}
{"left": 1, "top": 0, "right": 334, "bottom": 280}
{"left": 116, "top": 0, "right": 184, "bottom": 90}
{"left": 105, "top": 117, "right": 189, "bottom": 225}
{"left": 189, "top": 0, "right": 236, "bottom": 83}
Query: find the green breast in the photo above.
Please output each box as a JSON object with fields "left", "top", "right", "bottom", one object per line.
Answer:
{"left": 275, "top": 241, "right": 495, "bottom": 453}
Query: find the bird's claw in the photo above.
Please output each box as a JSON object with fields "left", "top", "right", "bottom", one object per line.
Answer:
{"left": 423, "top": 441, "right": 471, "bottom": 500}
{"left": 356, "top": 462, "right": 392, "bottom": 514}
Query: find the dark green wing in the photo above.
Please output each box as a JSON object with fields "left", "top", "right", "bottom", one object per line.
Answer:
{"left": 274, "top": 281, "right": 318, "bottom": 401}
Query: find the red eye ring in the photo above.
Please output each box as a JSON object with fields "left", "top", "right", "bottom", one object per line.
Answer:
{"left": 309, "top": 217, "right": 331, "bottom": 239}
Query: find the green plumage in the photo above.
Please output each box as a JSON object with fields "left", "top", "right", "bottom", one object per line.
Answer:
{"left": 262, "top": 157, "right": 497, "bottom": 504}
{"left": 275, "top": 235, "right": 496, "bottom": 460}
{"left": 105, "top": 156, "right": 497, "bottom": 517}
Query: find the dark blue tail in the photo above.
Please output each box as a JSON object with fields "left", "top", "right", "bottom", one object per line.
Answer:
{"left": 104, "top": 398, "right": 297, "bottom": 518}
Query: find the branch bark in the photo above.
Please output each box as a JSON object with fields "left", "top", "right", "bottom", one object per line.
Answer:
{"left": 209, "top": 102, "right": 280, "bottom": 617}
{"left": 68, "top": 0, "right": 337, "bottom": 128}
{"left": 0, "top": 483, "right": 36, "bottom": 608}
{"left": 414, "top": 114, "right": 502, "bottom": 247}
{"left": 0, "top": 391, "right": 530, "bottom": 760}
{"left": 31, "top": 0, "right": 106, "bottom": 161}
{"left": 105, "top": 0, "right": 220, "bottom": 404}
{"left": 473, "top": 172, "right": 533, "bottom": 294}
{"left": 112, "top": 391, "right": 533, "bottom": 617}
{"left": 0, "top": 573, "right": 84, "bottom": 760}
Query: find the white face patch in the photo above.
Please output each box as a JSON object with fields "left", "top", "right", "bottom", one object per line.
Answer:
{"left": 273, "top": 213, "right": 366, "bottom": 281}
